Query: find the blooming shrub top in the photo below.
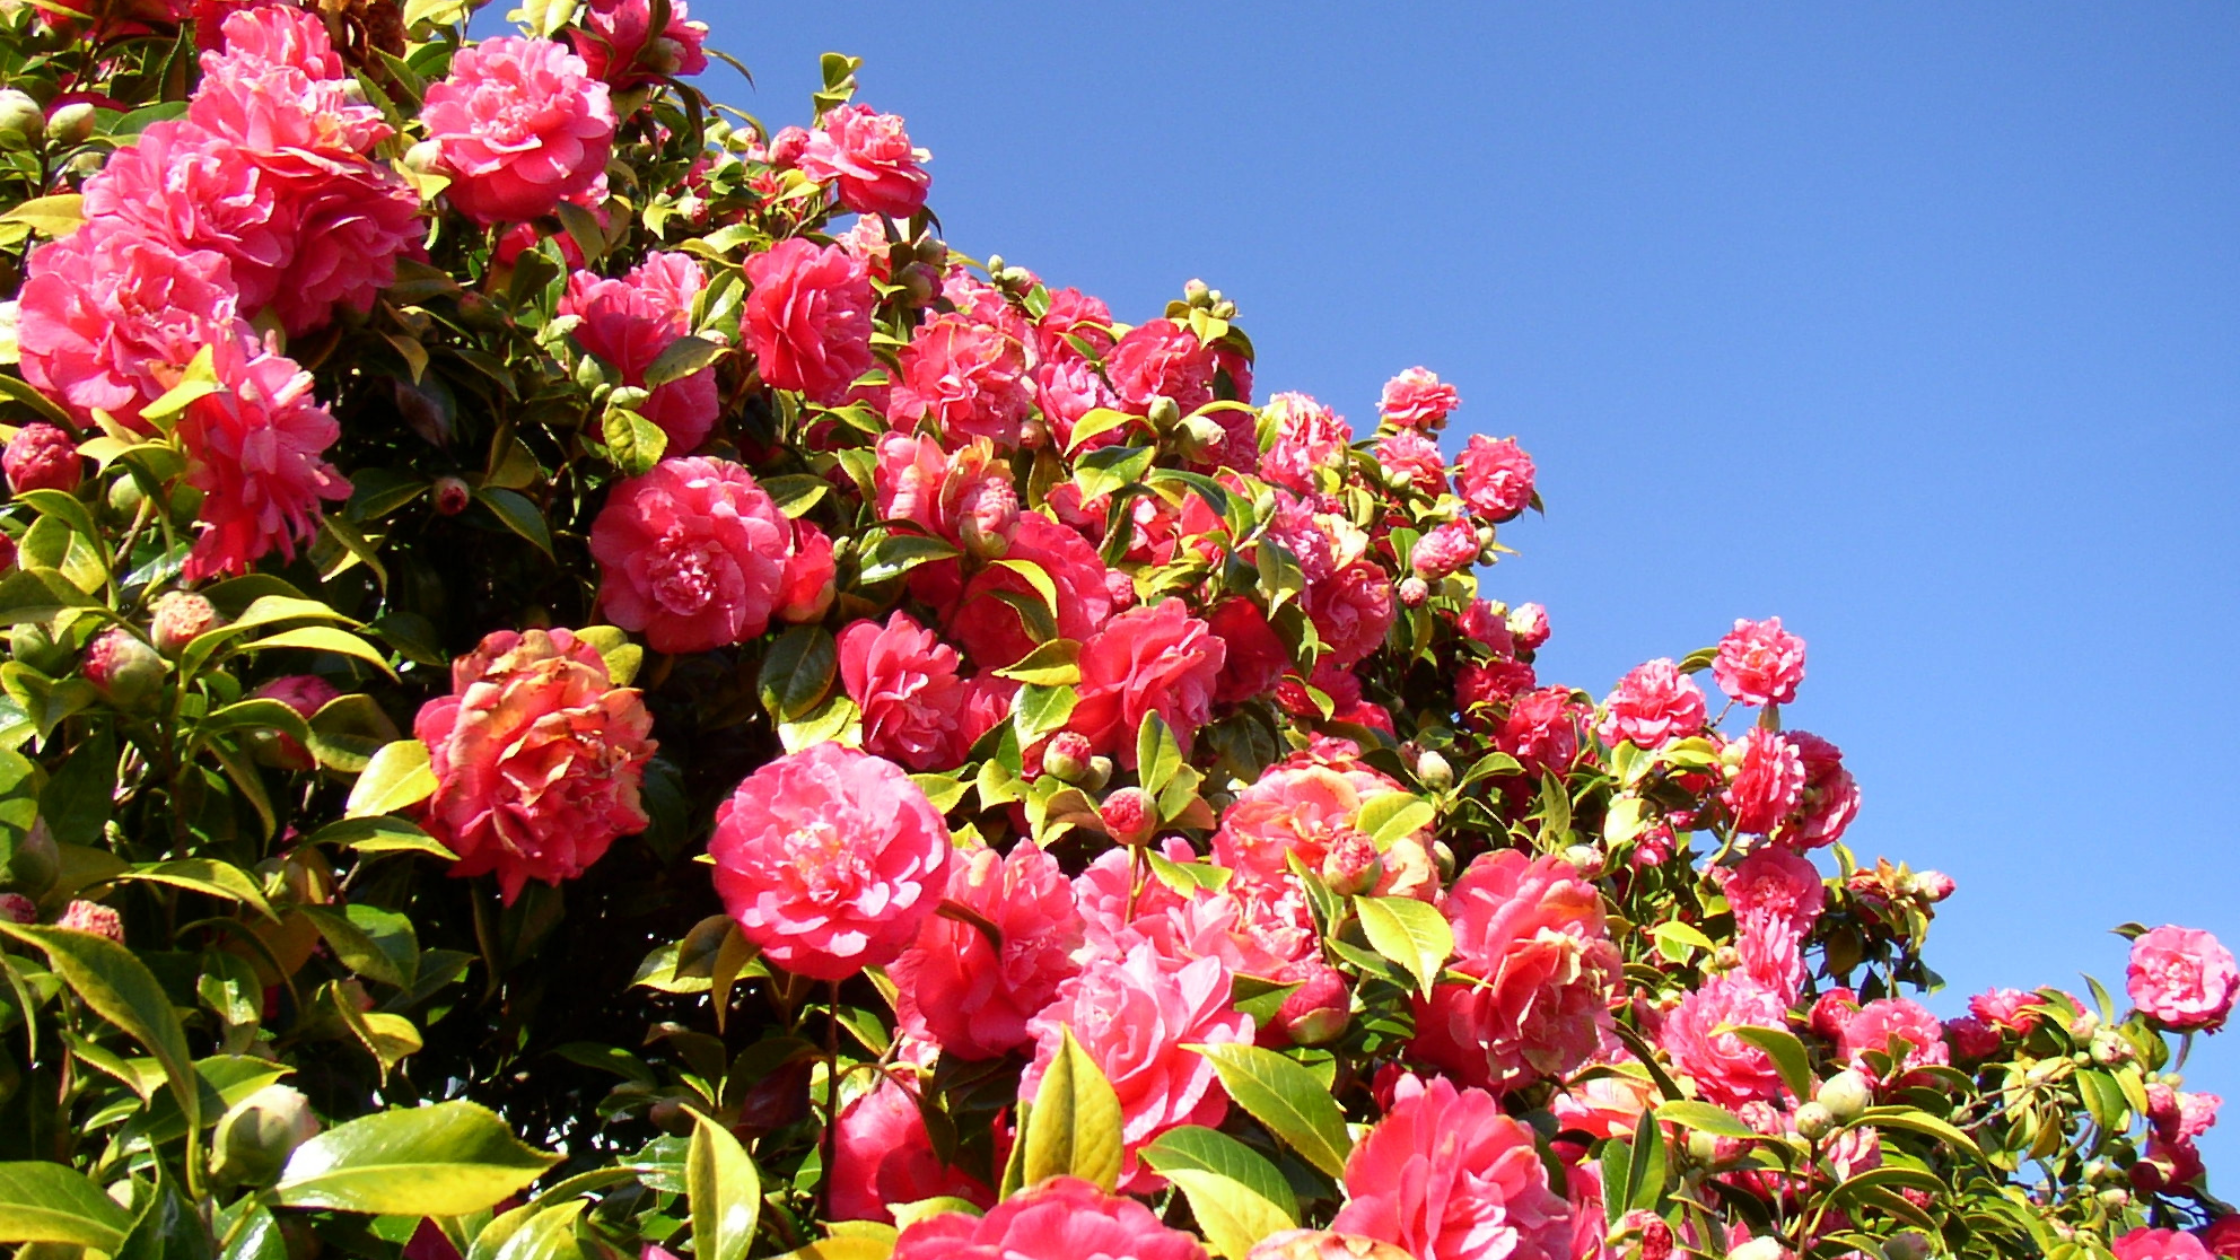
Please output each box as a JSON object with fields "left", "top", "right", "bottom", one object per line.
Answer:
{"left": 0, "top": 9, "right": 2227, "bottom": 1260}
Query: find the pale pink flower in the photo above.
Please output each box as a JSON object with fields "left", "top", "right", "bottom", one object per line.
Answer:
{"left": 2129, "top": 926, "right": 2240, "bottom": 1033}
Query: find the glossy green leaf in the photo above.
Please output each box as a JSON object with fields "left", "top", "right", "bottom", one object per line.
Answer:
{"left": 0, "top": 1161, "right": 134, "bottom": 1251}
{"left": 275, "top": 1101, "right": 560, "bottom": 1215}
{"left": 308, "top": 816, "right": 459, "bottom": 860}
{"left": 0, "top": 923, "right": 202, "bottom": 1145}
{"left": 1353, "top": 895, "right": 1453, "bottom": 998}
{"left": 1653, "top": 1100, "right": 1756, "bottom": 1139}
{"left": 603, "top": 408, "right": 668, "bottom": 478}
{"left": 115, "top": 858, "right": 278, "bottom": 922}
{"left": 645, "top": 335, "right": 725, "bottom": 388}
{"left": 1727, "top": 1024, "right": 1813, "bottom": 1102}
{"left": 347, "top": 739, "right": 439, "bottom": 818}
{"left": 1191, "top": 1042, "right": 1351, "bottom": 1179}
{"left": 857, "top": 533, "right": 959, "bottom": 585}
{"left": 759, "top": 625, "right": 837, "bottom": 722}
{"left": 1139, "top": 1126, "right": 1296, "bottom": 1258}
{"left": 687, "top": 1109, "right": 759, "bottom": 1260}
{"left": 1016, "top": 1026, "right": 1125, "bottom": 1193}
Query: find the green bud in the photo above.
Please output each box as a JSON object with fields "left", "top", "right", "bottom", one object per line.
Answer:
{"left": 7, "top": 818, "right": 58, "bottom": 895}
{"left": 1415, "top": 749, "right": 1454, "bottom": 793}
{"left": 1176, "top": 414, "right": 1228, "bottom": 461}
{"left": 46, "top": 102, "right": 95, "bottom": 148}
{"left": 402, "top": 139, "right": 444, "bottom": 175}
{"left": 1684, "top": 1129, "right": 1720, "bottom": 1166}
{"left": 1081, "top": 755, "right": 1114, "bottom": 794}
{"left": 1146, "top": 396, "right": 1182, "bottom": 432}
{"left": 1729, "top": 1242, "right": 1786, "bottom": 1260}
{"left": 0, "top": 91, "right": 44, "bottom": 150}
{"left": 1882, "top": 1233, "right": 1933, "bottom": 1260}
{"left": 211, "top": 1084, "right": 320, "bottom": 1187}
{"left": 1183, "top": 278, "right": 1210, "bottom": 305}
{"left": 1793, "top": 1100, "right": 1837, "bottom": 1141}
{"left": 1816, "top": 1069, "right": 1874, "bottom": 1122}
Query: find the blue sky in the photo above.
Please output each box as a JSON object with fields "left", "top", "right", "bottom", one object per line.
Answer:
{"left": 690, "top": 3, "right": 2240, "bottom": 1155}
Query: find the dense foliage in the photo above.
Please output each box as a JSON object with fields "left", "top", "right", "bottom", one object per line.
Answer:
{"left": 0, "top": 3, "right": 2233, "bottom": 1259}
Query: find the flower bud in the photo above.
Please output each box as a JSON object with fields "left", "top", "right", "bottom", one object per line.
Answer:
{"left": 0, "top": 891, "right": 35, "bottom": 924}
{"left": 897, "top": 261, "right": 940, "bottom": 308}
{"left": 4, "top": 422, "right": 83, "bottom": 494}
{"left": 56, "top": 899, "right": 122, "bottom": 941}
{"left": 1276, "top": 967, "right": 1350, "bottom": 1046}
{"left": 1396, "top": 576, "right": 1429, "bottom": 607}
{"left": 1508, "top": 601, "right": 1551, "bottom": 651}
{"left": 1042, "top": 731, "right": 1093, "bottom": 783}
{"left": 1684, "top": 1129, "right": 1721, "bottom": 1166}
{"left": 1882, "top": 1234, "right": 1932, "bottom": 1260}
{"left": 8, "top": 818, "right": 57, "bottom": 895}
{"left": 1082, "top": 755, "right": 1114, "bottom": 794}
{"left": 1607, "top": 1212, "right": 1675, "bottom": 1260}
{"left": 1912, "top": 869, "right": 1956, "bottom": 902}
{"left": 402, "top": 139, "right": 444, "bottom": 174}
{"left": 0, "top": 90, "right": 43, "bottom": 149}
{"left": 1183, "top": 278, "right": 1211, "bottom": 306}
{"left": 150, "top": 591, "right": 219, "bottom": 656}
{"left": 211, "top": 1083, "right": 320, "bottom": 1186}
{"left": 0, "top": 531, "right": 15, "bottom": 575}
{"left": 1816, "top": 1069, "right": 1874, "bottom": 1123}
{"left": 83, "top": 628, "right": 164, "bottom": 711}
{"left": 1245, "top": 1231, "right": 1412, "bottom": 1260}
{"left": 2088, "top": 1027, "right": 2132, "bottom": 1067}
{"left": 1793, "top": 1100, "right": 1837, "bottom": 1141}
{"left": 1146, "top": 396, "right": 1181, "bottom": 432}
{"left": 46, "top": 102, "right": 95, "bottom": 148}
{"left": 1177, "top": 414, "right": 1229, "bottom": 462}
{"left": 1562, "top": 844, "right": 1603, "bottom": 877}
{"left": 1727, "top": 1239, "right": 1787, "bottom": 1260}
{"left": 957, "top": 474, "right": 1018, "bottom": 561}
{"left": 1415, "top": 749, "right": 1453, "bottom": 793}
{"left": 432, "top": 475, "right": 472, "bottom": 516}
{"left": 1319, "top": 831, "right": 1383, "bottom": 897}
{"left": 1099, "top": 787, "right": 1154, "bottom": 846}
{"left": 766, "top": 125, "right": 809, "bottom": 169}
{"left": 2095, "top": 1186, "right": 2129, "bottom": 1210}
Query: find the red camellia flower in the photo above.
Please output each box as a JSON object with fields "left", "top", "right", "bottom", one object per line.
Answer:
{"left": 561, "top": 252, "right": 720, "bottom": 452}
{"left": 2114, "top": 1229, "right": 2214, "bottom": 1260}
{"left": 888, "top": 312, "right": 1035, "bottom": 449}
{"left": 830, "top": 1074, "right": 994, "bottom": 1223}
{"left": 1663, "top": 976, "right": 1794, "bottom": 1107}
{"left": 423, "top": 36, "right": 617, "bottom": 225}
{"left": 837, "top": 611, "right": 971, "bottom": 771}
{"left": 1330, "top": 1073, "right": 1573, "bottom": 1260}
{"left": 1106, "top": 318, "right": 1218, "bottom": 415}
{"left": 2128, "top": 926, "right": 2240, "bottom": 1033}
{"left": 742, "top": 238, "right": 876, "bottom": 406}
{"left": 1066, "top": 597, "right": 1226, "bottom": 768}
{"left": 175, "top": 336, "right": 349, "bottom": 581}
{"left": 933, "top": 513, "right": 1113, "bottom": 669}
{"left": 1778, "top": 729, "right": 1860, "bottom": 849}
{"left": 708, "top": 742, "right": 951, "bottom": 981}
{"left": 1497, "top": 685, "right": 1586, "bottom": 776}
{"left": 414, "top": 629, "right": 657, "bottom": 904}
{"left": 892, "top": 1177, "right": 1207, "bottom": 1260}
{"left": 1307, "top": 562, "right": 1396, "bottom": 669}
{"left": 1713, "top": 616, "right": 1807, "bottom": 707}
{"left": 1412, "top": 850, "right": 1621, "bottom": 1092}
{"left": 1838, "top": 996, "right": 1949, "bottom": 1082}
{"left": 569, "top": 0, "right": 709, "bottom": 89}
{"left": 1598, "top": 657, "right": 1708, "bottom": 750}
{"left": 798, "top": 103, "right": 931, "bottom": 218}
{"left": 1455, "top": 434, "right": 1536, "bottom": 522}
{"left": 1376, "top": 429, "right": 1449, "bottom": 496}
{"left": 1721, "top": 727, "right": 1806, "bottom": 835}
{"left": 1021, "top": 943, "right": 1253, "bottom": 1191}
{"left": 3, "top": 422, "right": 83, "bottom": 495}
{"left": 1379, "top": 366, "right": 1461, "bottom": 430}
{"left": 891, "top": 840, "right": 1083, "bottom": 1060}
{"left": 589, "top": 456, "right": 794, "bottom": 654}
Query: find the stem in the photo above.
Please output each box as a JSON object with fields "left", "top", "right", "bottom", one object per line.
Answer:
{"left": 820, "top": 978, "right": 841, "bottom": 1221}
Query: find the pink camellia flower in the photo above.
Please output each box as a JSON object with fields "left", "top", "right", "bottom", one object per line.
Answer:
{"left": 1721, "top": 728, "right": 1806, "bottom": 836}
{"left": 1597, "top": 658, "right": 1707, "bottom": 750}
{"left": 251, "top": 674, "right": 341, "bottom": 770}
{"left": 423, "top": 36, "right": 616, "bottom": 225}
{"left": 1411, "top": 520, "right": 1480, "bottom": 581}
{"left": 742, "top": 238, "right": 876, "bottom": 406}
{"left": 1212, "top": 756, "right": 1424, "bottom": 892}
{"left": 891, "top": 840, "right": 1083, "bottom": 1060}
{"left": 1497, "top": 685, "right": 1586, "bottom": 777}
{"left": 2114, "top": 1229, "right": 2213, "bottom": 1260}
{"left": 1259, "top": 392, "right": 1352, "bottom": 493}
{"left": 1379, "top": 366, "right": 1461, "bottom": 430}
{"left": 561, "top": 252, "right": 719, "bottom": 452}
{"left": 192, "top": 7, "right": 386, "bottom": 152}
{"left": 797, "top": 103, "right": 931, "bottom": 218}
{"left": 1838, "top": 997, "right": 1949, "bottom": 1081}
{"left": 4, "top": 422, "right": 83, "bottom": 494}
{"left": 1721, "top": 847, "right": 1825, "bottom": 1002}
{"left": 2128, "top": 925, "right": 2240, "bottom": 1033}
{"left": 1713, "top": 616, "right": 1806, "bottom": 707}
{"left": 1413, "top": 850, "right": 1621, "bottom": 1093}
{"left": 837, "top": 611, "right": 969, "bottom": 771}
{"left": 1246, "top": 1233, "right": 1410, "bottom": 1260}
{"left": 0, "top": 892, "right": 33, "bottom": 925}
{"left": 414, "top": 629, "right": 657, "bottom": 904}
{"left": 891, "top": 1177, "right": 1207, "bottom": 1260}
{"left": 1663, "top": 976, "right": 1793, "bottom": 1107}
{"left": 1456, "top": 434, "right": 1535, "bottom": 523}
{"left": 709, "top": 742, "right": 950, "bottom": 981}
{"left": 175, "top": 337, "right": 349, "bottom": 581}
{"left": 1106, "top": 318, "right": 1218, "bottom": 416}
{"left": 1375, "top": 429, "right": 1448, "bottom": 496}
{"left": 1065, "top": 598, "right": 1225, "bottom": 768}
{"left": 1776, "top": 730, "right": 1859, "bottom": 849}
{"left": 938, "top": 513, "right": 1112, "bottom": 669}
{"left": 831, "top": 1074, "right": 994, "bottom": 1223}
{"left": 1206, "top": 598, "right": 1290, "bottom": 705}
{"left": 1969, "top": 987, "right": 2043, "bottom": 1035}
{"left": 254, "top": 159, "right": 426, "bottom": 336}
{"left": 777, "top": 519, "right": 837, "bottom": 623}
{"left": 1022, "top": 943, "right": 1253, "bottom": 1191}
{"left": 15, "top": 227, "right": 243, "bottom": 431}
{"left": 1330, "top": 1073, "right": 1572, "bottom": 1260}
{"left": 2200, "top": 1219, "right": 2240, "bottom": 1259}
{"left": 57, "top": 900, "right": 125, "bottom": 942}
{"left": 80, "top": 122, "right": 287, "bottom": 314}
{"left": 889, "top": 312, "right": 1035, "bottom": 449}
{"left": 1510, "top": 601, "right": 1551, "bottom": 651}
{"left": 588, "top": 457, "right": 792, "bottom": 654}
{"left": 568, "top": 0, "right": 709, "bottom": 89}
{"left": 1307, "top": 562, "right": 1395, "bottom": 669}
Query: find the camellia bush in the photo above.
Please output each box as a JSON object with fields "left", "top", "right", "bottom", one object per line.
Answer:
{"left": 0, "top": 4, "right": 2236, "bottom": 1259}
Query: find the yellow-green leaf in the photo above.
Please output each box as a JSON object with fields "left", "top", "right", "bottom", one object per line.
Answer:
{"left": 1353, "top": 895, "right": 1453, "bottom": 998}
{"left": 275, "top": 1101, "right": 559, "bottom": 1215}
{"left": 687, "top": 1109, "right": 759, "bottom": 1260}
{"left": 347, "top": 740, "right": 438, "bottom": 818}
{"left": 1017, "top": 1026, "right": 1124, "bottom": 1193}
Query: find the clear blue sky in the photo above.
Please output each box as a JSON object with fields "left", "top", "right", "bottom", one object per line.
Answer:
{"left": 689, "top": 2, "right": 2240, "bottom": 1154}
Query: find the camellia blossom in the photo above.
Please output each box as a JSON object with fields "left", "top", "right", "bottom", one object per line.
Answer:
{"left": 2113, "top": 1229, "right": 2215, "bottom": 1260}
{"left": 1664, "top": 975, "right": 1794, "bottom": 1107}
{"left": 892, "top": 1177, "right": 1207, "bottom": 1260}
{"left": 1330, "top": 1074, "right": 1573, "bottom": 1260}
{"left": 3, "top": 422, "right": 83, "bottom": 495}
{"left": 1106, "top": 318, "right": 1218, "bottom": 415}
{"left": 1020, "top": 944, "right": 1253, "bottom": 1191}
{"left": 888, "top": 312, "right": 1034, "bottom": 449}
{"left": 422, "top": 36, "right": 617, "bottom": 225}
{"left": 560, "top": 252, "right": 719, "bottom": 452}
{"left": 1379, "top": 366, "right": 1461, "bottom": 430}
{"left": 1598, "top": 657, "right": 1708, "bottom": 749}
{"left": 1456, "top": 434, "right": 1535, "bottom": 522}
{"left": 2128, "top": 926, "right": 2240, "bottom": 1033}
{"left": 742, "top": 238, "right": 876, "bottom": 405}
{"left": 1413, "top": 850, "right": 1621, "bottom": 1092}
{"left": 1259, "top": 391, "right": 1352, "bottom": 493}
{"left": 1497, "top": 685, "right": 1586, "bottom": 777}
{"left": 1065, "top": 598, "right": 1226, "bottom": 768}
{"left": 1837, "top": 997, "right": 1949, "bottom": 1082}
{"left": 890, "top": 840, "right": 1083, "bottom": 1060}
{"left": 1714, "top": 616, "right": 1807, "bottom": 706}
{"left": 1778, "top": 729, "right": 1860, "bottom": 849}
{"left": 797, "top": 103, "right": 931, "bottom": 218}
{"left": 569, "top": 0, "right": 709, "bottom": 89}
{"left": 1722, "top": 727, "right": 1807, "bottom": 836}
{"left": 175, "top": 335, "right": 350, "bottom": 581}
{"left": 414, "top": 629, "right": 657, "bottom": 904}
{"left": 831, "top": 1074, "right": 993, "bottom": 1223}
{"left": 588, "top": 456, "right": 793, "bottom": 654}
{"left": 708, "top": 742, "right": 951, "bottom": 981}
{"left": 1722, "top": 846, "right": 1826, "bottom": 1001}
{"left": 939, "top": 513, "right": 1113, "bottom": 669}
{"left": 836, "top": 611, "right": 970, "bottom": 771}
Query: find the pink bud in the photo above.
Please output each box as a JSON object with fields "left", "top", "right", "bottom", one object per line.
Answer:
{"left": 776, "top": 519, "right": 837, "bottom": 623}
{"left": 957, "top": 474, "right": 1017, "bottom": 560}
{"left": 1102, "top": 568, "right": 1137, "bottom": 612}
{"left": 0, "top": 531, "right": 17, "bottom": 573}
{"left": 1319, "top": 830, "right": 1383, "bottom": 896}
{"left": 0, "top": 892, "right": 34, "bottom": 924}
{"left": 83, "top": 628, "right": 164, "bottom": 710}
{"left": 252, "top": 675, "right": 342, "bottom": 770}
{"left": 1508, "top": 601, "right": 1550, "bottom": 651}
{"left": 150, "top": 591, "right": 219, "bottom": 655}
{"left": 1042, "top": 730, "right": 1093, "bottom": 782}
{"left": 56, "top": 899, "right": 122, "bottom": 942}
{"left": 1396, "top": 576, "right": 1429, "bottom": 607}
{"left": 1914, "top": 870, "right": 1956, "bottom": 902}
{"left": 1099, "top": 787, "right": 1153, "bottom": 845}
{"left": 432, "top": 475, "right": 472, "bottom": 516}
{"left": 1410, "top": 519, "right": 1480, "bottom": 580}
{"left": 767, "top": 125, "right": 809, "bottom": 169}
{"left": 1276, "top": 966, "right": 1351, "bottom": 1046}
{"left": 4, "top": 423, "right": 83, "bottom": 495}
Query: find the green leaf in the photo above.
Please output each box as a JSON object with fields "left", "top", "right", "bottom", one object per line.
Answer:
{"left": 1016, "top": 1026, "right": 1125, "bottom": 1193}
{"left": 489, "top": 1200, "right": 583, "bottom": 1260}
{"left": 1355, "top": 793, "right": 1434, "bottom": 851}
{"left": 307, "top": 816, "right": 459, "bottom": 860}
{"left": 1649, "top": 920, "right": 1715, "bottom": 962}
{"left": 1065, "top": 407, "right": 1138, "bottom": 452}
{"left": 1136, "top": 711, "right": 1183, "bottom": 795}
{"left": 347, "top": 740, "right": 438, "bottom": 818}
{"left": 687, "top": 1109, "right": 760, "bottom": 1260}
{"left": 139, "top": 345, "right": 223, "bottom": 428}
{"left": 1073, "top": 445, "right": 1154, "bottom": 502}
{"left": 602, "top": 408, "right": 668, "bottom": 478}
{"left": 240, "top": 626, "right": 396, "bottom": 677}
{"left": 0, "top": 194, "right": 86, "bottom": 237}
{"left": 474, "top": 488, "right": 555, "bottom": 558}
{"left": 1652, "top": 1100, "right": 1756, "bottom": 1139}
{"left": 0, "top": 923, "right": 203, "bottom": 1148}
{"left": 759, "top": 626, "right": 837, "bottom": 722}
{"left": 300, "top": 905, "right": 410, "bottom": 988}
{"left": 504, "top": 0, "right": 576, "bottom": 37}
{"left": 1353, "top": 895, "right": 1453, "bottom": 998}
{"left": 0, "top": 373, "right": 77, "bottom": 428}
{"left": 1851, "top": 1105, "right": 1989, "bottom": 1166}
{"left": 1011, "top": 683, "right": 1075, "bottom": 743}
{"left": 0, "top": 1161, "right": 134, "bottom": 1251}
{"left": 1190, "top": 1043, "right": 1351, "bottom": 1179}
{"left": 645, "top": 335, "right": 725, "bottom": 388}
{"left": 992, "top": 638, "right": 1081, "bottom": 687}
{"left": 275, "top": 1101, "right": 560, "bottom": 1215}
{"left": 1138, "top": 1127, "right": 1297, "bottom": 1259}
{"left": 114, "top": 859, "right": 278, "bottom": 922}
{"left": 1727, "top": 1025, "right": 1813, "bottom": 1102}
{"left": 857, "top": 533, "right": 959, "bottom": 585}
